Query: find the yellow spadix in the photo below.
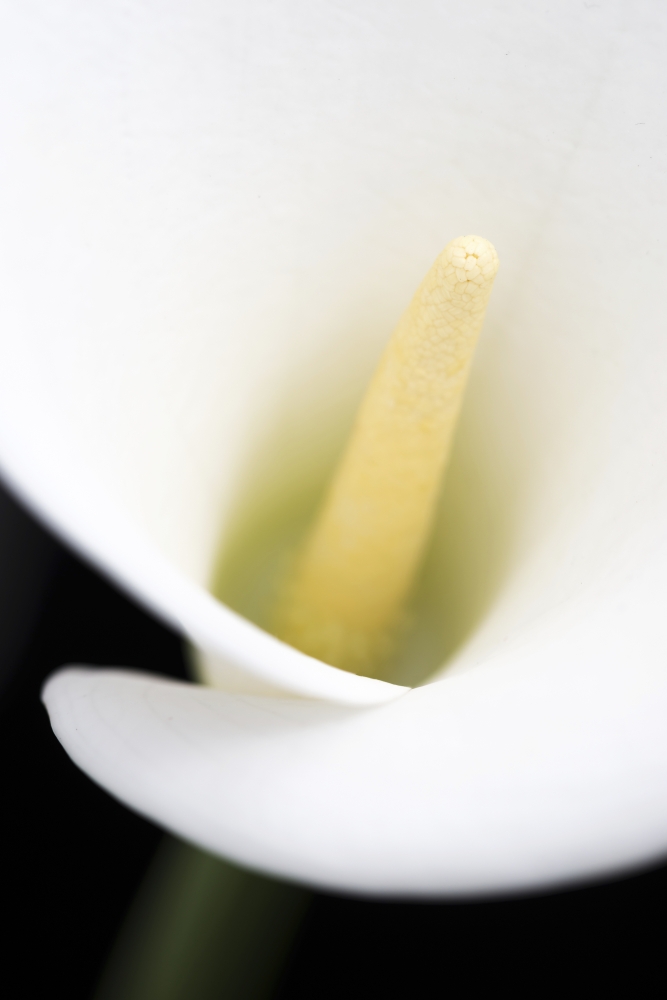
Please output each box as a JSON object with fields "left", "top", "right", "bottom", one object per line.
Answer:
{"left": 273, "top": 235, "right": 499, "bottom": 676}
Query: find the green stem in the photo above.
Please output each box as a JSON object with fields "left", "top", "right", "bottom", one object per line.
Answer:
{"left": 94, "top": 837, "right": 310, "bottom": 1000}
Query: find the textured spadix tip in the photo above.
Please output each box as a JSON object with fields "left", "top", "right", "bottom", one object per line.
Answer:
{"left": 442, "top": 234, "right": 499, "bottom": 287}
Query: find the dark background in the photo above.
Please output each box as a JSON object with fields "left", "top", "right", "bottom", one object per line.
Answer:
{"left": 1, "top": 478, "right": 665, "bottom": 999}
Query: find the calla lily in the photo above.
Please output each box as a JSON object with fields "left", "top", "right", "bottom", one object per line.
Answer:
{"left": 1, "top": 1, "right": 666, "bottom": 896}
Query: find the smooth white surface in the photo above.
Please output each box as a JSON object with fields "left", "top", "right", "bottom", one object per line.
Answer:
{"left": 2, "top": 0, "right": 667, "bottom": 890}
{"left": 45, "top": 657, "right": 667, "bottom": 896}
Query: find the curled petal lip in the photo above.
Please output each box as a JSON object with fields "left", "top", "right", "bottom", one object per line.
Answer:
{"left": 44, "top": 642, "right": 667, "bottom": 896}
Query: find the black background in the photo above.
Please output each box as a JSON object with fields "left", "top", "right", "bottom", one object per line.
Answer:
{"left": 1, "top": 480, "right": 665, "bottom": 999}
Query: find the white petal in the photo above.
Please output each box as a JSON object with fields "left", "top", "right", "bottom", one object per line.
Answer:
{"left": 44, "top": 652, "right": 667, "bottom": 896}
{"left": 3, "top": 2, "right": 667, "bottom": 888}
{"left": 1, "top": 2, "right": 664, "bottom": 702}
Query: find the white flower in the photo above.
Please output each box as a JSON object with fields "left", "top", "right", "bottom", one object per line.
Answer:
{"left": 1, "top": 1, "right": 666, "bottom": 896}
